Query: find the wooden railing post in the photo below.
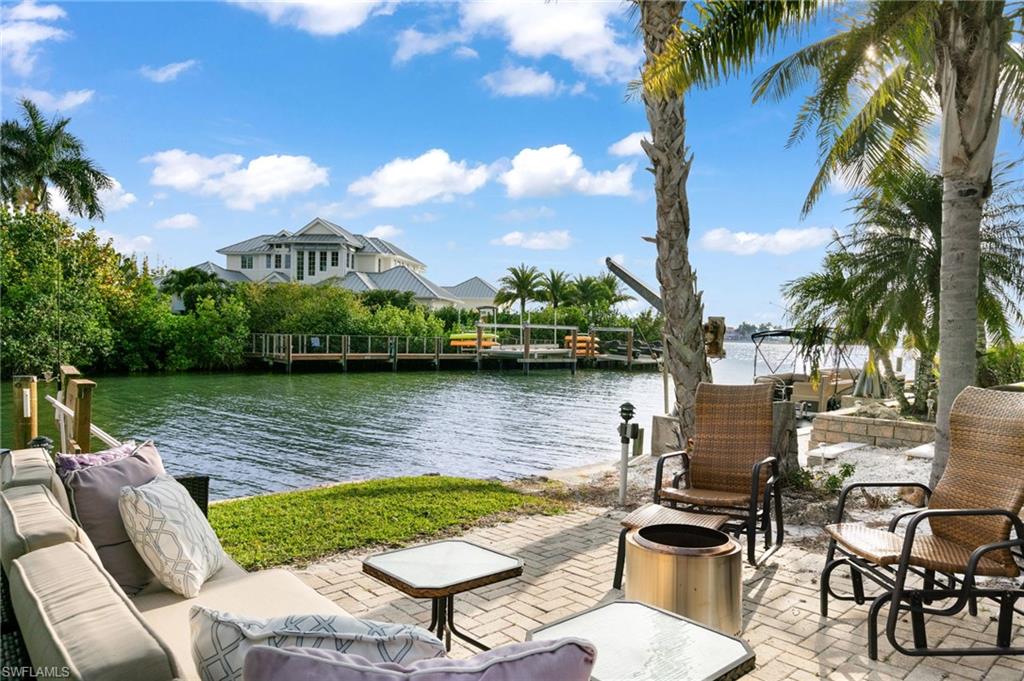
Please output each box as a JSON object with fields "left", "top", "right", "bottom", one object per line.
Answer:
{"left": 67, "top": 378, "right": 96, "bottom": 453}
{"left": 523, "top": 325, "right": 531, "bottom": 375}
{"left": 12, "top": 375, "right": 38, "bottom": 449}
{"left": 626, "top": 329, "right": 634, "bottom": 369}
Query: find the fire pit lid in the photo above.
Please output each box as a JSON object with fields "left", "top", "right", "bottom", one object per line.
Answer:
{"left": 633, "top": 523, "right": 737, "bottom": 557}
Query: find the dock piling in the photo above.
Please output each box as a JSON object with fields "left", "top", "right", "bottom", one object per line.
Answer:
{"left": 12, "top": 375, "right": 38, "bottom": 449}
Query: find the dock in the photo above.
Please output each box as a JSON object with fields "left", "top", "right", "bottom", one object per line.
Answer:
{"left": 248, "top": 324, "right": 661, "bottom": 374}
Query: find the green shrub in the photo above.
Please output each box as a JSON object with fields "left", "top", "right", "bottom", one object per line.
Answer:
{"left": 978, "top": 343, "right": 1024, "bottom": 388}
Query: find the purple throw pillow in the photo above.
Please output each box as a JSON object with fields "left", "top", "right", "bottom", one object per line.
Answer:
{"left": 241, "top": 639, "right": 597, "bottom": 681}
{"left": 56, "top": 441, "right": 138, "bottom": 477}
{"left": 63, "top": 442, "right": 165, "bottom": 594}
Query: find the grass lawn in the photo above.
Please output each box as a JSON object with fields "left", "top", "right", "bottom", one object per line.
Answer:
{"left": 210, "top": 476, "right": 567, "bottom": 570}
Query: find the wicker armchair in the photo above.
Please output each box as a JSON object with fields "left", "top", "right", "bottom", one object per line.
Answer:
{"left": 653, "top": 382, "right": 783, "bottom": 565}
{"left": 820, "top": 387, "right": 1024, "bottom": 659}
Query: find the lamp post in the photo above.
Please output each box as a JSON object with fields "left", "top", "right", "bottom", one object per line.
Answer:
{"left": 618, "top": 402, "right": 636, "bottom": 506}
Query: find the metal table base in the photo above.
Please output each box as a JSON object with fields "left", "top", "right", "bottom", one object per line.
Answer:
{"left": 428, "top": 594, "right": 488, "bottom": 651}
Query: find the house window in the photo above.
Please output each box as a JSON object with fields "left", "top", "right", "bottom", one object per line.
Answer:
{"left": 331, "top": 251, "right": 339, "bottom": 267}
{"left": 284, "top": 254, "right": 291, "bottom": 269}
{"left": 297, "top": 255, "right": 304, "bottom": 281}
{"left": 377, "top": 258, "right": 381, "bottom": 272}
{"left": 265, "top": 254, "right": 272, "bottom": 268}
{"left": 308, "top": 251, "right": 316, "bottom": 274}
{"left": 274, "top": 254, "right": 282, "bottom": 269}
{"left": 320, "top": 251, "right": 327, "bottom": 271}
{"left": 241, "top": 255, "right": 253, "bottom": 269}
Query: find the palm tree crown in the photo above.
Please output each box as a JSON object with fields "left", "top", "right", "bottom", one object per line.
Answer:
{"left": 539, "top": 269, "right": 572, "bottom": 310}
{"left": 495, "top": 264, "right": 543, "bottom": 319}
{"left": 1, "top": 99, "right": 112, "bottom": 219}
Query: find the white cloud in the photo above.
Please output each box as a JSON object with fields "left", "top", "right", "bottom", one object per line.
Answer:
{"left": 366, "top": 224, "right": 402, "bottom": 239}
{"left": 498, "top": 206, "right": 554, "bottom": 222}
{"left": 140, "top": 59, "right": 198, "bottom": 83}
{"left": 1, "top": 1, "right": 68, "bottom": 75}
{"left": 155, "top": 213, "right": 199, "bottom": 230}
{"left": 17, "top": 88, "right": 93, "bottom": 111}
{"left": 412, "top": 211, "right": 439, "bottom": 223}
{"left": 99, "top": 178, "right": 137, "bottom": 211}
{"left": 348, "top": 148, "right": 489, "bottom": 208}
{"left": 500, "top": 144, "right": 634, "bottom": 198}
{"left": 96, "top": 230, "right": 153, "bottom": 254}
{"left": 491, "top": 229, "right": 572, "bottom": 250}
{"left": 481, "top": 66, "right": 556, "bottom": 97}
{"left": 231, "top": 0, "right": 389, "bottom": 36}
{"left": 394, "top": 28, "right": 463, "bottom": 63}
{"left": 143, "top": 149, "right": 328, "bottom": 210}
{"left": 700, "top": 227, "right": 833, "bottom": 256}
{"left": 608, "top": 131, "right": 650, "bottom": 158}
{"left": 460, "top": 2, "right": 641, "bottom": 82}
{"left": 453, "top": 45, "right": 478, "bottom": 59}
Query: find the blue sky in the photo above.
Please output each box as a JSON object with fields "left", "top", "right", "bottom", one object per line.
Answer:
{"left": 2, "top": 0, "right": 1021, "bottom": 326}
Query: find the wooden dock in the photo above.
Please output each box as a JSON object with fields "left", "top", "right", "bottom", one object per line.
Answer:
{"left": 248, "top": 325, "right": 661, "bottom": 375}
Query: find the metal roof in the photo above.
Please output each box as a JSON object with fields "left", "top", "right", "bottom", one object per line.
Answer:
{"left": 329, "top": 266, "right": 457, "bottom": 302}
{"left": 444, "top": 276, "right": 497, "bottom": 300}
{"left": 351, "top": 235, "right": 425, "bottom": 266}
{"left": 333, "top": 271, "right": 375, "bottom": 292}
{"left": 216, "top": 235, "right": 272, "bottom": 255}
{"left": 187, "top": 261, "right": 250, "bottom": 282}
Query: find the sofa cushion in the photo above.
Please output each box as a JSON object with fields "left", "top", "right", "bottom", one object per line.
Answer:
{"left": 133, "top": 568, "right": 351, "bottom": 681}
{"left": 0, "top": 485, "right": 92, "bottom": 573}
{"left": 119, "top": 474, "right": 225, "bottom": 598}
{"left": 64, "top": 443, "right": 165, "bottom": 594}
{"left": 191, "top": 606, "right": 444, "bottom": 681}
{"left": 1, "top": 448, "right": 70, "bottom": 515}
{"left": 241, "top": 639, "right": 597, "bottom": 681}
{"left": 8, "top": 541, "right": 179, "bottom": 681}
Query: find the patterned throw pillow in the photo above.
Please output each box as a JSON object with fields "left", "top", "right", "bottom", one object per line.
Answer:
{"left": 56, "top": 441, "right": 138, "bottom": 477}
{"left": 118, "top": 474, "right": 225, "bottom": 597}
{"left": 190, "top": 606, "right": 445, "bottom": 681}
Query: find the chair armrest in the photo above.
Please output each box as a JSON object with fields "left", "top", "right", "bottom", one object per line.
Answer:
{"left": 887, "top": 508, "right": 924, "bottom": 533}
{"left": 654, "top": 451, "right": 688, "bottom": 504}
{"left": 174, "top": 475, "right": 210, "bottom": 517}
{"left": 898, "top": 508, "right": 1024, "bottom": 581}
{"left": 834, "top": 482, "right": 932, "bottom": 524}
{"left": 750, "top": 456, "right": 779, "bottom": 510}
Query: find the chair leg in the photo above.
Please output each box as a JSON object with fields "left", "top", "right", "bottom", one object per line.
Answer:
{"left": 746, "top": 519, "right": 757, "bottom": 566}
{"left": 820, "top": 541, "right": 838, "bottom": 617}
{"left": 868, "top": 592, "right": 893, "bottom": 661}
{"left": 773, "top": 485, "right": 784, "bottom": 548}
{"left": 922, "top": 570, "right": 936, "bottom": 605}
{"left": 851, "top": 568, "right": 865, "bottom": 605}
{"left": 997, "top": 593, "right": 1018, "bottom": 648}
{"left": 612, "top": 528, "right": 628, "bottom": 590}
{"left": 910, "top": 596, "right": 928, "bottom": 649}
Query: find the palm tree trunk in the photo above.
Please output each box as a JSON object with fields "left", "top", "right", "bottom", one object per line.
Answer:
{"left": 912, "top": 353, "right": 936, "bottom": 417}
{"left": 876, "top": 348, "right": 911, "bottom": 413}
{"left": 640, "top": 0, "right": 710, "bottom": 443}
{"left": 931, "top": 1, "right": 1005, "bottom": 487}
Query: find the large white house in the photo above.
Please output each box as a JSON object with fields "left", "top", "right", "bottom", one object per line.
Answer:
{"left": 180, "top": 218, "right": 497, "bottom": 310}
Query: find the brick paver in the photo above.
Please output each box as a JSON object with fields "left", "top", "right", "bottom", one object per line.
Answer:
{"left": 292, "top": 507, "right": 1022, "bottom": 680}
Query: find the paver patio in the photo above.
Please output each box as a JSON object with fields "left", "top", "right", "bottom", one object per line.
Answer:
{"left": 293, "top": 507, "right": 1024, "bottom": 680}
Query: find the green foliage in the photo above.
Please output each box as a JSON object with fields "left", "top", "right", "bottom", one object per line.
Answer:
{"left": 171, "top": 296, "right": 250, "bottom": 371}
{"left": 495, "top": 264, "right": 543, "bottom": 317}
{"left": 786, "top": 462, "right": 856, "bottom": 494}
{"left": 210, "top": 475, "right": 566, "bottom": 569}
{"left": 359, "top": 289, "right": 416, "bottom": 312}
{"left": 1, "top": 99, "right": 113, "bottom": 219}
{"left": 823, "top": 463, "right": 857, "bottom": 494}
{"left": 978, "top": 343, "right": 1024, "bottom": 388}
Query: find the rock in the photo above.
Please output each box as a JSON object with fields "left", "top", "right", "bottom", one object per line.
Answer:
{"left": 853, "top": 402, "right": 900, "bottom": 420}
{"left": 899, "top": 485, "right": 927, "bottom": 507}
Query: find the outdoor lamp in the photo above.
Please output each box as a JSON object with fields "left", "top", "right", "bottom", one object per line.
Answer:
{"left": 619, "top": 402, "right": 635, "bottom": 423}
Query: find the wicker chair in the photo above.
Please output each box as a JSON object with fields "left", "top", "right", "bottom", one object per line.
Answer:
{"left": 820, "top": 387, "right": 1024, "bottom": 659}
{"left": 653, "top": 382, "right": 783, "bottom": 565}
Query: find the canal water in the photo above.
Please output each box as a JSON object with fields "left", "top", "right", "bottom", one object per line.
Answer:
{"left": 2, "top": 341, "right": 896, "bottom": 499}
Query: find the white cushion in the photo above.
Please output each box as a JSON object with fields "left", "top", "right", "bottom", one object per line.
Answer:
{"left": 119, "top": 474, "right": 225, "bottom": 598}
{"left": 189, "top": 606, "right": 445, "bottom": 681}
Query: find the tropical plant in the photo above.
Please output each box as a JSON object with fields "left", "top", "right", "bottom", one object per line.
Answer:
{"left": 637, "top": 0, "right": 710, "bottom": 442}
{"left": 1, "top": 99, "right": 112, "bottom": 219}
{"left": 157, "top": 266, "right": 220, "bottom": 297}
{"left": 539, "top": 269, "right": 573, "bottom": 326}
{"left": 595, "top": 273, "right": 635, "bottom": 309}
{"left": 642, "top": 0, "right": 1024, "bottom": 482}
{"left": 494, "top": 264, "right": 543, "bottom": 321}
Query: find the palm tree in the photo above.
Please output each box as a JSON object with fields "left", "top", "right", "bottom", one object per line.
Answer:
{"left": 641, "top": 0, "right": 1024, "bottom": 482}
{"left": 539, "top": 269, "right": 572, "bottom": 326}
{"left": 494, "top": 264, "right": 542, "bottom": 322}
{"left": 637, "top": 0, "right": 710, "bottom": 442}
{"left": 596, "top": 273, "right": 636, "bottom": 310}
{"left": 158, "top": 266, "right": 221, "bottom": 297}
{"left": 1, "top": 99, "right": 112, "bottom": 219}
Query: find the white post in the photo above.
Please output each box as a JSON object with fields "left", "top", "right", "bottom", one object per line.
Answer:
{"left": 619, "top": 436, "right": 630, "bottom": 506}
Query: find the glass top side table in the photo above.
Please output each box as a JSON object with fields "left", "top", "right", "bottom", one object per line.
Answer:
{"left": 363, "top": 540, "right": 523, "bottom": 651}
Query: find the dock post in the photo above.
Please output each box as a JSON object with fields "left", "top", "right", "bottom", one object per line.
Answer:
{"left": 523, "top": 325, "right": 531, "bottom": 375}
{"left": 627, "top": 329, "right": 634, "bottom": 370}
{"left": 286, "top": 334, "right": 292, "bottom": 374}
{"left": 12, "top": 375, "right": 38, "bottom": 449}
{"left": 391, "top": 336, "right": 398, "bottom": 372}
{"left": 570, "top": 329, "right": 578, "bottom": 376}
{"left": 434, "top": 337, "right": 441, "bottom": 370}
{"left": 476, "top": 324, "right": 483, "bottom": 372}
{"left": 342, "top": 335, "right": 349, "bottom": 372}
{"left": 67, "top": 378, "right": 96, "bottom": 453}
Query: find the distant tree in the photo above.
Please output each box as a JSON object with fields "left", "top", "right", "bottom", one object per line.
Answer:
{"left": 158, "top": 267, "right": 220, "bottom": 297}
{"left": 359, "top": 289, "right": 416, "bottom": 312}
{"left": 539, "top": 269, "right": 572, "bottom": 326}
{"left": 1, "top": 99, "right": 112, "bottom": 219}
{"left": 495, "top": 264, "right": 543, "bottom": 321}
{"left": 596, "top": 273, "right": 635, "bottom": 309}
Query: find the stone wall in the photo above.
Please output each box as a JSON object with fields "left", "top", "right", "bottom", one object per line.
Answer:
{"left": 809, "top": 407, "right": 934, "bottom": 450}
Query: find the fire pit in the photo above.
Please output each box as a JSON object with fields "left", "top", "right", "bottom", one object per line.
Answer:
{"left": 623, "top": 523, "right": 742, "bottom": 635}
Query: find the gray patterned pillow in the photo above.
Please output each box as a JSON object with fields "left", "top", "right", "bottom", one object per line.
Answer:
{"left": 189, "top": 606, "right": 445, "bottom": 681}
{"left": 118, "top": 474, "right": 225, "bottom": 597}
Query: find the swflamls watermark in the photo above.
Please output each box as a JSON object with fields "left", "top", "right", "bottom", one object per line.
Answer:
{"left": 0, "top": 667, "right": 71, "bottom": 679}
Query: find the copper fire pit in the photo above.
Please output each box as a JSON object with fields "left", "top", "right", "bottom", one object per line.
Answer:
{"left": 624, "top": 523, "right": 742, "bottom": 635}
